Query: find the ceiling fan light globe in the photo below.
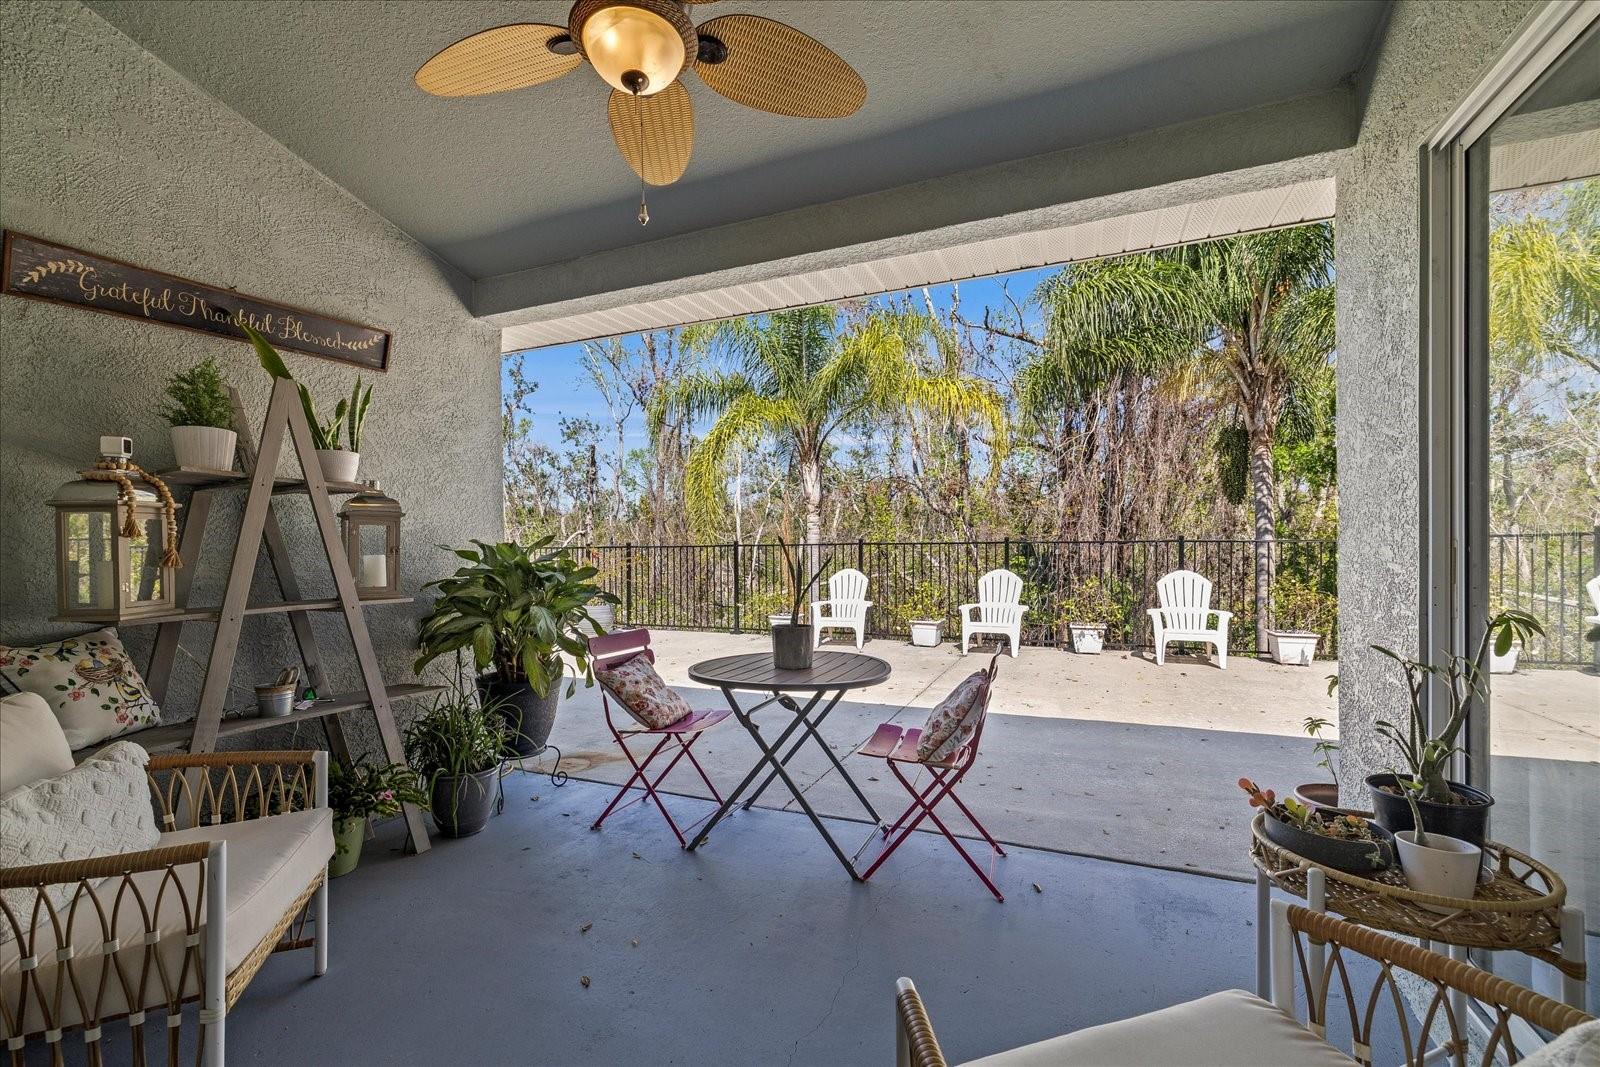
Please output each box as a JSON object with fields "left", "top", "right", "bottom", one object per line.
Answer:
{"left": 580, "top": 4, "right": 686, "bottom": 96}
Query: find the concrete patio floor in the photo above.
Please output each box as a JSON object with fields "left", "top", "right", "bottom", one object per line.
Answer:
{"left": 222, "top": 779, "right": 1398, "bottom": 1067}
{"left": 540, "top": 630, "right": 1597, "bottom": 910}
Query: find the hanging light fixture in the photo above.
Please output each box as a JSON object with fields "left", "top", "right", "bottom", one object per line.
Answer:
{"left": 569, "top": 0, "right": 695, "bottom": 97}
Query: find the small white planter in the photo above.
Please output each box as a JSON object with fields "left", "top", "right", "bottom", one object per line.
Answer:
{"left": 1489, "top": 643, "right": 1520, "bottom": 674}
{"left": 1395, "top": 830, "right": 1482, "bottom": 909}
{"left": 1267, "top": 629, "right": 1321, "bottom": 666}
{"left": 909, "top": 620, "right": 944, "bottom": 648}
{"left": 769, "top": 612, "right": 793, "bottom": 629}
{"left": 170, "top": 426, "right": 237, "bottom": 471}
{"left": 316, "top": 449, "right": 361, "bottom": 484}
{"left": 1068, "top": 623, "right": 1106, "bottom": 654}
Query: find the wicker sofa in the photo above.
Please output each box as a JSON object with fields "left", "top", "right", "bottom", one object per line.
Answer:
{"left": 897, "top": 903, "right": 1597, "bottom": 1066}
{"left": 0, "top": 743, "right": 332, "bottom": 1065}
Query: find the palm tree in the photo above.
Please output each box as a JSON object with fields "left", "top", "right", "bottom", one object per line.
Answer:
{"left": 652, "top": 304, "right": 1005, "bottom": 546}
{"left": 1035, "top": 224, "right": 1335, "bottom": 650}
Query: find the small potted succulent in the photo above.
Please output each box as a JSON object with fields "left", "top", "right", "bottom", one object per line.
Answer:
{"left": 327, "top": 756, "right": 428, "bottom": 877}
{"left": 404, "top": 687, "right": 518, "bottom": 838}
{"left": 245, "top": 322, "right": 372, "bottom": 484}
{"left": 1057, "top": 577, "right": 1118, "bottom": 654}
{"left": 1292, "top": 715, "right": 1350, "bottom": 813}
{"left": 1361, "top": 610, "right": 1543, "bottom": 847}
{"left": 1241, "top": 777, "right": 1393, "bottom": 875}
{"left": 162, "top": 356, "right": 237, "bottom": 470}
{"left": 1391, "top": 776, "right": 1482, "bottom": 906}
{"left": 902, "top": 584, "right": 945, "bottom": 648}
{"left": 771, "top": 536, "right": 828, "bottom": 669}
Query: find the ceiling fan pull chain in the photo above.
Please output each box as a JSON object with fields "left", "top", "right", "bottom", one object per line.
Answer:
{"left": 636, "top": 96, "right": 650, "bottom": 226}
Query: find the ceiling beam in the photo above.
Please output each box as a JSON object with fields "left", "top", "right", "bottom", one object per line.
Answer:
{"left": 477, "top": 87, "right": 1356, "bottom": 334}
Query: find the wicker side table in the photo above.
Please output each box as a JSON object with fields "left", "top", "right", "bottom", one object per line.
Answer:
{"left": 1249, "top": 813, "right": 1587, "bottom": 1012}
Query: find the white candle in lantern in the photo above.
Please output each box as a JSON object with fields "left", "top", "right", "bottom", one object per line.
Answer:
{"left": 360, "top": 553, "right": 387, "bottom": 589}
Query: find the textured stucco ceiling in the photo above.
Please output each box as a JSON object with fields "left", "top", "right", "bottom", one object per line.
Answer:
{"left": 87, "top": 0, "right": 1386, "bottom": 281}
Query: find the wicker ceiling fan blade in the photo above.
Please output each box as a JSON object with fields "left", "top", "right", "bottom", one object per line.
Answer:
{"left": 415, "top": 24, "right": 581, "bottom": 97}
{"left": 608, "top": 81, "right": 695, "bottom": 186}
{"left": 691, "top": 14, "right": 865, "bottom": 119}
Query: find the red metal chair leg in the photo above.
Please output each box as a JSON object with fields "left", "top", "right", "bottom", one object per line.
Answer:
{"left": 592, "top": 735, "right": 673, "bottom": 830}
{"left": 859, "top": 760, "right": 1004, "bottom": 900}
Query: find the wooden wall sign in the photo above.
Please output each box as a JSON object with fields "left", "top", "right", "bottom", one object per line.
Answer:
{"left": 2, "top": 231, "right": 390, "bottom": 371}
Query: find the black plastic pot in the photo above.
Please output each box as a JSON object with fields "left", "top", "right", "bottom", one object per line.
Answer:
{"left": 429, "top": 767, "right": 500, "bottom": 838}
{"left": 771, "top": 622, "right": 814, "bottom": 670}
{"left": 1261, "top": 810, "right": 1395, "bottom": 875}
{"left": 1366, "top": 774, "right": 1493, "bottom": 847}
{"left": 477, "top": 673, "right": 560, "bottom": 757}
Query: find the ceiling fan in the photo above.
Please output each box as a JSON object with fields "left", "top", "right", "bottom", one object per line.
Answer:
{"left": 415, "top": 1, "right": 867, "bottom": 225}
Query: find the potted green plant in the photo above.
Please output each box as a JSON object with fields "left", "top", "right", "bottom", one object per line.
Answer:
{"left": 162, "top": 356, "right": 237, "bottom": 470}
{"left": 1390, "top": 775, "right": 1482, "bottom": 906}
{"left": 326, "top": 756, "right": 428, "bottom": 877}
{"left": 772, "top": 536, "right": 829, "bottom": 668}
{"left": 902, "top": 583, "right": 946, "bottom": 648}
{"left": 1266, "top": 574, "right": 1333, "bottom": 666}
{"left": 403, "top": 687, "right": 516, "bottom": 838}
{"left": 1241, "top": 777, "right": 1393, "bottom": 875}
{"left": 1292, "top": 715, "right": 1349, "bottom": 812}
{"left": 1361, "top": 610, "right": 1543, "bottom": 846}
{"left": 414, "top": 536, "right": 615, "bottom": 756}
{"left": 1057, "top": 577, "right": 1119, "bottom": 654}
{"left": 244, "top": 322, "right": 372, "bottom": 484}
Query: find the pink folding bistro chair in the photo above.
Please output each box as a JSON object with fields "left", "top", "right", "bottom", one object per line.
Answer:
{"left": 588, "top": 628, "right": 731, "bottom": 846}
{"left": 855, "top": 655, "right": 1008, "bottom": 901}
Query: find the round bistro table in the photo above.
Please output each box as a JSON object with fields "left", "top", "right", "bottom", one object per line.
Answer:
{"left": 684, "top": 650, "right": 891, "bottom": 878}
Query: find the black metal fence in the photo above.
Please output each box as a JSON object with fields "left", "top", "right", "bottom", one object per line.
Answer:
{"left": 1489, "top": 530, "right": 1599, "bottom": 666}
{"left": 583, "top": 529, "right": 1600, "bottom": 666}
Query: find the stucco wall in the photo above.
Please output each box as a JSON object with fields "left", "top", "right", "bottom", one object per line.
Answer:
{"left": 1333, "top": 0, "right": 1536, "bottom": 797}
{"left": 0, "top": 2, "right": 503, "bottom": 755}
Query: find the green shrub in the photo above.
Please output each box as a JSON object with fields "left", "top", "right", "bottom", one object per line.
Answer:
{"left": 161, "top": 357, "right": 232, "bottom": 429}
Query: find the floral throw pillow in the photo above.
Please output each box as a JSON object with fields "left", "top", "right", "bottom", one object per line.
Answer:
{"left": 595, "top": 655, "right": 693, "bottom": 730}
{"left": 0, "top": 629, "right": 162, "bottom": 750}
{"left": 916, "top": 670, "right": 989, "bottom": 763}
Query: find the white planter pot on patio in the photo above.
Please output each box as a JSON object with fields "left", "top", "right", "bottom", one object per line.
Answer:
{"left": 1266, "top": 629, "right": 1320, "bottom": 666}
{"left": 1489, "top": 643, "right": 1520, "bottom": 674}
{"left": 1068, "top": 623, "right": 1105, "bottom": 654}
{"left": 909, "top": 620, "right": 944, "bottom": 647}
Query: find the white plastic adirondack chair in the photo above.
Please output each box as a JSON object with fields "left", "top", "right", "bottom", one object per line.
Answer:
{"left": 1147, "top": 569, "right": 1231, "bottom": 669}
{"left": 960, "top": 569, "right": 1027, "bottom": 657}
{"left": 812, "top": 568, "right": 872, "bottom": 649}
{"left": 1585, "top": 574, "right": 1600, "bottom": 626}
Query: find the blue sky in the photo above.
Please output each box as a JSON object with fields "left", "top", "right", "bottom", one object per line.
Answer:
{"left": 502, "top": 264, "right": 1056, "bottom": 451}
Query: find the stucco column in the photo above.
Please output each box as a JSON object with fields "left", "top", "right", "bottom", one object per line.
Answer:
{"left": 1332, "top": 0, "right": 1536, "bottom": 803}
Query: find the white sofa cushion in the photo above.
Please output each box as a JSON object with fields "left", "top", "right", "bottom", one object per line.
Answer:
{"left": 959, "top": 990, "right": 1355, "bottom": 1067}
{"left": 0, "top": 741, "right": 159, "bottom": 945}
{"left": 0, "top": 628, "right": 162, "bottom": 750}
{"left": 1520, "top": 1019, "right": 1600, "bottom": 1066}
{"left": 0, "top": 692, "right": 74, "bottom": 796}
{"left": 0, "top": 807, "right": 333, "bottom": 1036}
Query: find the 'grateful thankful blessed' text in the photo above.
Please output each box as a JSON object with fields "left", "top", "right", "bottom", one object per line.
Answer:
{"left": 2, "top": 232, "right": 390, "bottom": 370}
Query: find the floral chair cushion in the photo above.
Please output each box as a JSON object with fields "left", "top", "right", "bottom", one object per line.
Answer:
{"left": 916, "top": 670, "right": 989, "bottom": 763}
{"left": 0, "top": 629, "right": 162, "bottom": 751}
{"left": 595, "top": 655, "right": 693, "bottom": 730}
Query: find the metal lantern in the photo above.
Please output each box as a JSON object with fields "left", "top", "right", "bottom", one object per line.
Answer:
{"left": 340, "top": 482, "right": 403, "bottom": 598}
{"left": 46, "top": 439, "right": 182, "bottom": 622}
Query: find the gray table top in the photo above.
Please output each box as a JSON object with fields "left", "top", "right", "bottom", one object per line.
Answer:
{"left": 687, "top": 651, "right": 892, "bottom": 693}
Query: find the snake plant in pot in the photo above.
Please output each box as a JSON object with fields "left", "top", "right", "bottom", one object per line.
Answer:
{"left": 245, "top": 322, "right": 372, "bottom": 484}
{"left": 414, "top": 537, "right": 616, "bottom": 756}
{"left": 1360, "top": 609, "right": 1543, "bottom": 847}
{"left": 772, "top": 536, "right": 830, "bottom": 669}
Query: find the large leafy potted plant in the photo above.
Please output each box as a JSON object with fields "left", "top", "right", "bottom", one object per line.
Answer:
{"left": 414, "top": 537, "right": 615, "bottom": 756}
{"left": 244, "top": 322, "right": 372, "bottom": 483}
{"left": 327, "top": 757, "right": 428, "bottom": 877}
{"left": 1361, "top": 610, "right": 1543, "bottom": 846}
{"left": 161, "top": 356, "right": 237, "bottom": 470}
{"left": 403, "top": 687, "right": 516, "bottom": 838}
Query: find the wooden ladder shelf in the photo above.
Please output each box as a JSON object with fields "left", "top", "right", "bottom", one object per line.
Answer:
{"left": 135, "top": 377, "right": 434, "bottom": 852}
